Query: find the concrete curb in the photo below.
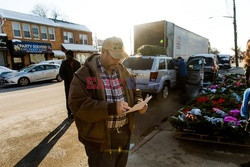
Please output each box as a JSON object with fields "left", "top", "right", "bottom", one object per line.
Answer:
{"left": 129, "top": 129, "right": 160, "bottom": 155}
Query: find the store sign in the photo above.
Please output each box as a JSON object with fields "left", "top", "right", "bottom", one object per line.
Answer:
{"left": 0, "top": 35, "right": 8, "bottom": 49}
{"left": 12, "top": 41, "right": 52, "bottom": 53}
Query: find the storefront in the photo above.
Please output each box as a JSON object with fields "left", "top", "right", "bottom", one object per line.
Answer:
{"left": 62, "top": 43, "right": 97, "bottom": 65}
{"left": 0, "top": 34, "right": 9, "bottom": 67}
{"left": 11, "top": 41, "right": 52, "bottom": 70}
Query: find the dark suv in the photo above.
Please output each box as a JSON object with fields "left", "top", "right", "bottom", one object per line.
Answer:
{"left": 187, "top": 54, "right": 219, "bottom": 82}
{"left": 217, "top": 54, "right": 231, "bottom": 69}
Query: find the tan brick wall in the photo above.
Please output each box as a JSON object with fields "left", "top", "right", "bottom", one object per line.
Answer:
{"left": 2, "top": 19, "right": 93, "bottom": 67}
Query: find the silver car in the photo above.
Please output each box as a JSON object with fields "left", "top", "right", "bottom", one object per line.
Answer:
{"left": 122, "top": 55, "right": 177, "bottom": 101}
{"left": 2, "top": 64, "right": 62, "bottom": 86}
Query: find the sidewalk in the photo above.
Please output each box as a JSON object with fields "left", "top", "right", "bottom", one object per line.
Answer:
{"left": 127, "top": 65, "right": 250, "bottom": 167}
{"left": 127, "top": 121, "right": 250, "bottom": 167}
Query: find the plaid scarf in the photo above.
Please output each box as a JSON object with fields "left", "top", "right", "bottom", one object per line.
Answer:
{"left": 97, "top": 58, "right": 128, "bottom": 129}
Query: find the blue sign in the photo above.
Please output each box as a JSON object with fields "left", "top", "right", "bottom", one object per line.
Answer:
{"left": 12, "top": 41, "right": 52, "bottom": 53}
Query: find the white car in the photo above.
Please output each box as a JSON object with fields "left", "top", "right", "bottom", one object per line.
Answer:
{"left": 2, "top": 64, "right": 62, "bottom": 86}
{"left": 39, "top": 60, "right": 62, "bottom": 66}
{"left": 0, "top": 66, "right": 16, "bottom": 75}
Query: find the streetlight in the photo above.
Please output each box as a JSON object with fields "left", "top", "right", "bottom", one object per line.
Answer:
{"left": 208, "top": 0, "right": 238, "bottom": 67}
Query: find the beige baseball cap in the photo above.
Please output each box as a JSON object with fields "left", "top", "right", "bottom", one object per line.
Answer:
{"left": 102, "top": 37, "right": 129, "bottom": 59}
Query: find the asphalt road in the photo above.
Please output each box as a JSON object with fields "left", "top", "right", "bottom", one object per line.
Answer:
{"left": 0, "top": 81, "right": 184, "bottom": 167}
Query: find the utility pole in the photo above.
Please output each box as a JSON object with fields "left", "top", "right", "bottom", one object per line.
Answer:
{"left": 233, "top": 0, "right": 239, "bottom": 67}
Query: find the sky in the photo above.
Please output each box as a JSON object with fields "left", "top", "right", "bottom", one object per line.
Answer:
{"left": 0, "top": 0, "right": 249, "bottom": 55}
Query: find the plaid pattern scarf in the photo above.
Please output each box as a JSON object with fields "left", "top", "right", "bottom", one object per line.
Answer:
{"left": 97, "top": 58, "right": 128, "bottom": 129}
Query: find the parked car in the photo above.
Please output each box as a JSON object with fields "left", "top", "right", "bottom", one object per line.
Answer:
{"left": 1, "top": 64, "right": 62, "bottom": 86}
{"left": 122, "top": 55, "right": 177, "bottom": 101}
{"left": 0, "top": 66, "right": 16, "bottom": 75}
{"left": 39, "top": 60, "right": 62, "bottom": 66}
{"left": 217, "top": 54, "right": 231, "bottom": 69}
{"left": 187, "top": 54, "right": 219, "bottom": 82}
{"left": 0, "top": 66, "right": 17, "bottom": 85}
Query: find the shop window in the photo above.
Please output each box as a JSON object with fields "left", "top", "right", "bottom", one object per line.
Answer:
{"left": 41, "top": 26, "right": 48, "bottom": 40}
{"left": 12, "top": 22, "right": 21, "bottom": 38}
{"left": 64, "top": 32, "right": 73, "bottom": 43}
{"left": 30, "top": 54, "right": 45, "bottom": 64}
{"left": 48, "top": 28, "right": 55, "bottom": 41}
{"left": 32, "top": 25, "right": 40, "bottom": 39}
{"left": 14, "top": 57, "right": 22, "bottom": 63}
{"left": 79, "top": 34, "right": 88, "bottom": 45}
{"left": 22, "top": 24, "right": 31, "bottom": 39}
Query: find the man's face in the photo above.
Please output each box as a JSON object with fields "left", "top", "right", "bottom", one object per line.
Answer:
{"left": 66, "top": 54, "right": 73, "bottom": 59}
{"left": 102, "top": 50, "right": 121, "bottom": 71}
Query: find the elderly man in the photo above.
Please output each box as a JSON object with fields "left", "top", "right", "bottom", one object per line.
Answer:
{"left": 68, "top": 37, "right": 147, "bottom": 167}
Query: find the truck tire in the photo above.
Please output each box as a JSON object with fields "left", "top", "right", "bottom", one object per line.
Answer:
{"left": 157, "top": 83, "right": 170, "bottom": 102}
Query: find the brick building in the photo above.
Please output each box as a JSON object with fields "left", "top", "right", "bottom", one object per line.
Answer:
{"left": 0, "top": 8, "right": 97, "bottom": 70}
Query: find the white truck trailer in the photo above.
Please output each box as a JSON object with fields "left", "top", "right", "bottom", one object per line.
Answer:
{"left": 134, "top": 20, "right": 209, "bottom": 60}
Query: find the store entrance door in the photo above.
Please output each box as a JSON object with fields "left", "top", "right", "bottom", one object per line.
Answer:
{"left": 12, "top": 56, "right": 25, "bottom": 70}
{"left": 0, "top": 51, "right": 5, "bottom": 66}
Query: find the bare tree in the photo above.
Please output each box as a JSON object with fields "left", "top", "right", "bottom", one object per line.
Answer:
{"left": 210, "top": 47, "right": 220, "bottom": 55}
{"left": 31, "top": 3, "right": 64, "bottom": 20}
{"left": 50, "top": 6, "right": 64, "bottom": 20}
{"left": 31, "top": 4, "right": 48, "bottom": 18}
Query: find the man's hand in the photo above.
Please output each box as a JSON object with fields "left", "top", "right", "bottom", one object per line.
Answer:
{"left": 117, "top": 101, "right": 131, "bottom": 115}
{"left": 138, "top": 103, "right": 148, "bottom": 114}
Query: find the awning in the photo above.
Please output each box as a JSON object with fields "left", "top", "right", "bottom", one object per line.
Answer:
{"left": 52, "top": 50, "right": 66, "bottom": 57}
{"left": 62, "top": 43, "right": 97, "bottom": 52}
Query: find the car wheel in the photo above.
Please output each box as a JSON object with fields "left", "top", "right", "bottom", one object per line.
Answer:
{"left": 18, "top": 77, "right": 29, "bottom": 86}
{"left": 157, "top": 83, "right": 170, "bottom": 102}
{"left": 56, "top": 74, "right": 62, "bottom": 82}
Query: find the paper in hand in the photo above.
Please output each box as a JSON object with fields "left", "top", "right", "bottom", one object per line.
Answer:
{"left": 126, "top": 94, "right": 152, "bottom": 113}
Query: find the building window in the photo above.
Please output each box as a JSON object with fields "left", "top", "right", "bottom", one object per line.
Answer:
{"left": 41, "top": 26, "right": 48, "bottom": 40}
{"left": 22, "top": 24, "right": 31, "bottom": 39}
{"left": 79, "top": 34, "right": 88, "bottom": 45}
{"left": 48, "top": 28, "right": 55, "bottom": 41}
{"left": 12, "top": 22, "right": 21, "bottom": 38}
{"left": 32, "top": 25, "right": 40, "bottom": 39}
{"left": 64, "top": 32, "right": 73, "bottom": 43}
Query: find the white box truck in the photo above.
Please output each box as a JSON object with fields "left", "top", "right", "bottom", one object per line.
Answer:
{"left": 134, "top": 20, "right": 209, "bottom": 61}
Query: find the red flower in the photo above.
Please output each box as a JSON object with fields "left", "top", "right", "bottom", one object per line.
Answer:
{"left": 197, "top": 96, "right": 209, "bottom": 103}
{"left": 235, "top": 81, "right": 243, "bottom": 87}
{"left": 238, "top": 103, "right": 242, "bottom": 109}
{"left": 183, "top": 108, "right": 191, "bottom": 113}
{"left": 212, "top": 98, "right": 225, "bottom": 105}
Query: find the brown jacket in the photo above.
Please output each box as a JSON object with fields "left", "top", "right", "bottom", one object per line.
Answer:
{"left": 68, "top": 54, "right": 142, "bottom": 150}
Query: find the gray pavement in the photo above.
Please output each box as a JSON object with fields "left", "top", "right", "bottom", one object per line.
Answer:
{"left": 127, "top": 65, "right": 250, "bottom": 167}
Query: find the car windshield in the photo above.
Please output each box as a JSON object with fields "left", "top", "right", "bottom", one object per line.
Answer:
{"left": 189, "top": 57, "right": 213, "bottom": 66}
{"left": 218, "top": 56, "right": 230, "bottom": 63}
{"left": 19, "top": 65, "right": 35, "bottom": 72}
{"left": 122, "top": 57, "right": 153, "bottom": 70}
